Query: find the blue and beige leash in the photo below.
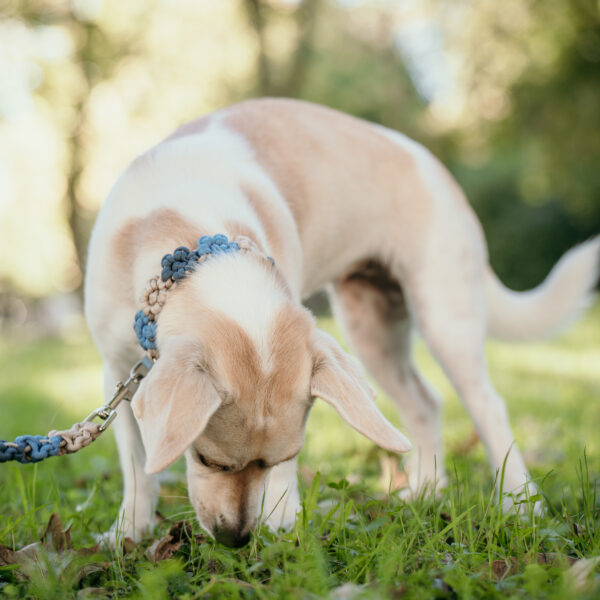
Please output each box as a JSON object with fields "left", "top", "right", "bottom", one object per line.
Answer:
{"left": 1, "top": 234, "right": 274, "bottom": 464}
{"left": 0, "top": 356, "right": 153, "bottom": 464}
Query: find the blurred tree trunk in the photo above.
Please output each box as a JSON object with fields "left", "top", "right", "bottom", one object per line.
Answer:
{"left": 280, "top": 0, "right": 321, "bottom": 96}
{"left": 65, "top": 99, "right": 88, "bottom": 298}
{"left": 245, "top": 0, "right": 273, "bottom": 93}
{"left": 244, "top": 0, "right": 322, "bottom": 97}
{"left": 64, "top": 22, "right": 98, "bottom": 299}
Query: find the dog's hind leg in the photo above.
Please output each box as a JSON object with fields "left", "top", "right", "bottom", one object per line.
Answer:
{"left": 329, "top": 261, "right": 446, "bottom": 495}
{"left": 101, "top": 362, "right": 159, "bottom": 544}
{"left": 396, "top": 212, "right": 537, "bottom": 510}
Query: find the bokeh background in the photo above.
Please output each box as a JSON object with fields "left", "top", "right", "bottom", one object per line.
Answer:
{"left": 1, "top": 0, "right": 599, "bottom": 332}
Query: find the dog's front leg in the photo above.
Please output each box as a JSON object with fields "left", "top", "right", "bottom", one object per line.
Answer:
{"left": 262, "top": 457, "right": 300, "bottom": 532}
{"left": 101, "top": 365, "right": 159, "bottom": 545}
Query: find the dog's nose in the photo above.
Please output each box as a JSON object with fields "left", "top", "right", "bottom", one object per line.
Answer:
{"left": 213, "top": 527, "right": 251, "bottom": 548}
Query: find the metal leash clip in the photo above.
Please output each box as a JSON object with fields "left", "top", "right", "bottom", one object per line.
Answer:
{"left": 84, "top": 355, "right": 154, "bottom": 432}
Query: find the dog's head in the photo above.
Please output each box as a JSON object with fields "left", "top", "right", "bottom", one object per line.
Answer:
{"left": 132, "top": 289, "right": 411, "bottom": 547}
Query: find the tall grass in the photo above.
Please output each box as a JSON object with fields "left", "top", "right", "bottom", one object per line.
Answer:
{"left": 1, "top": 306, "right": 599, "bottom": 598}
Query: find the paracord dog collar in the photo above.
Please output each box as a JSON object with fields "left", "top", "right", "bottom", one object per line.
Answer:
{"left": 133, "top": 234, "right": 274, "bottom": 359}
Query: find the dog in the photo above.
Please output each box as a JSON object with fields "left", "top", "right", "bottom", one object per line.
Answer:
{"left": 85, "top": 98, "right": 599, "bottom": 547}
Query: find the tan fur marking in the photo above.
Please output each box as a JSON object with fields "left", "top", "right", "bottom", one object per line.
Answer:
{"left": 240, "top": 184, "right": 284, "bottom": 258}
{"left": 225, "top": 98, "right": 430, "bottom": 249}
{"left": 268, "top": 305, "right": 313, "bottom": 403}
{"left": 192, "top": 306, "right": 312, "bottom": 416}
{"left": 101, "top": 209, "right": 206, "bottom": 323}
{"left": 165, "top": 115, "right": 213, "bottom": 142}
{"left": 201, "top": 312, "right": 264, "bottom": 406}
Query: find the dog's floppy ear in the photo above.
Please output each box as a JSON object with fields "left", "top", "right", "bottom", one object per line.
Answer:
{"left": 310, "top": 330, "right": 412, "bottom": 453}
{"left": 132, "top": 337, "right": 221, "bottom": 474}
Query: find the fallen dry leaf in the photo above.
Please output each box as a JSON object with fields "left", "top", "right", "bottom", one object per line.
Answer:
{"left": 0, "top": 513, "right": 106, "bottom": 584}
{"left": 42, "top": 512, "right": 72, "bottom": 552}
{"left": 145, "top": 520, "right": 193, "bottom": 563}
{"left": 484, "top": 552, "right": 577, "bottom": 581}
{"left": 488, "top": 557, "right": 518, "bottom": 580}
{"left": 122, "top": 537, "right": 137, "bottom": 554}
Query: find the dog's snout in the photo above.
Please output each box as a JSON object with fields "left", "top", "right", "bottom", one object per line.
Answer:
{"left": 214, "top": 526, "right": 251, "bottom": 548}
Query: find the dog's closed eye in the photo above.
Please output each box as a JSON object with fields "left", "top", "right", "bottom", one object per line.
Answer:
{"left": 195, "top": 452, "right": 272, "bottom": 472}
{"left": 196, "top": 452, "right": 232, "bottom": 472}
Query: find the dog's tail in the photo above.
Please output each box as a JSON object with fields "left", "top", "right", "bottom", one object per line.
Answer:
{"left": 485, "top": 235, "right": 600, "bottom": 342}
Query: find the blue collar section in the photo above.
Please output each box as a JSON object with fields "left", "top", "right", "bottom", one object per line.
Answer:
{"left": 133, "top": 234, "right": 241, "bottom": 352}
{"left": 161, "top": 234, "right": 241, "bottom": 281}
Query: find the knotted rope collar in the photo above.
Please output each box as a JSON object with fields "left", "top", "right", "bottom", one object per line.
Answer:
{"left": 133, "top": 234, "right": 274, "bottom": 359}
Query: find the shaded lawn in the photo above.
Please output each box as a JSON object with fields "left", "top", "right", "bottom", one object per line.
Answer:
{"left": 0, "top": 306, "right": 599, "bottom": 598}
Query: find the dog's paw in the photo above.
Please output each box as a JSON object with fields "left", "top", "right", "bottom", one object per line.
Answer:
{"left": 95, "top": 514, "right": 155, "bottom": 550}
{"left": 263, "top": 489, "right": 300, "bottom": 532}
{"left": 94, "top": 529, "right": 125, "bottom": 550}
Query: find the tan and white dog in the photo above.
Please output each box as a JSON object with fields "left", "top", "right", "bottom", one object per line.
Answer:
{"left": 85, "top": 98, "right": 599, "bottom": 547}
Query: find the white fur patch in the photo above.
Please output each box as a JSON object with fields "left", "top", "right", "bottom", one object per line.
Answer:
{"left": 95, "top": 119, "right": 269, "bottom": 250}
{"left": 187, "top": 253, "right": 287, "bottom": 370}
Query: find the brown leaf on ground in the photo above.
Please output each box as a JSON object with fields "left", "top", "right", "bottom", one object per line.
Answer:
{"left": 206, "top": 558, "right": 220, "bottom": 573}
{"left": 484, "top": 553, "right": 577, "bottom": 581}
{"left": 122, "top": 537, "right": 137, "bottom": 554}
{"left": 488, "top": 557, "right": 518, "bottom": 580}
{"left": 0, "top": 513, "right": 107, "bottom": 583}
{"left": 41, "top": 512, "right": 72, "bottom": 552}
{"left": 0, "top": 544, "right": 18, "bottom": 566}
{"left": 145, "top": 520, "right": 193, "bottom": 563}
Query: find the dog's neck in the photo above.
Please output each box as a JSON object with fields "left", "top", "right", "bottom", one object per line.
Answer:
{"left": 156, "top": 251, "right": 292, "bottom": 363}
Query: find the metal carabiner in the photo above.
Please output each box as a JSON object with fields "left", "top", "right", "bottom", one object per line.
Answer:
{"left": 82, "top": 354, "right": 154, "bottom": 432}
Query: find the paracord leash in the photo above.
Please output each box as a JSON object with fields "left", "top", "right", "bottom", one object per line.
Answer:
{"left": 0, "top": 356, "right": 152, "bottom": 464}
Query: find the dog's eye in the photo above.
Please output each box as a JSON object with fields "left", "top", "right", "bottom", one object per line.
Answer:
{"left": 197, "top": 452, "right": 232, "bottom": 472}
{"left": 256, "top": 459, "right": 267, "bottom": 470}
{"left": 197, "top": 453, "right": 210, "bottom": 467}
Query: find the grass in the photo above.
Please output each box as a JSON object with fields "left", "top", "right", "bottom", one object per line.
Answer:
{"left": 0, "top": 306, "right": 599, "bottom": 598}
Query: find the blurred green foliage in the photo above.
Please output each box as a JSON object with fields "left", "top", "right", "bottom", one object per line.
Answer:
{"left": 1, "top": 0, "right": 598, "bottom": 295}
{"left": 446, "top": 0, "right": 600, "bottom": 288}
